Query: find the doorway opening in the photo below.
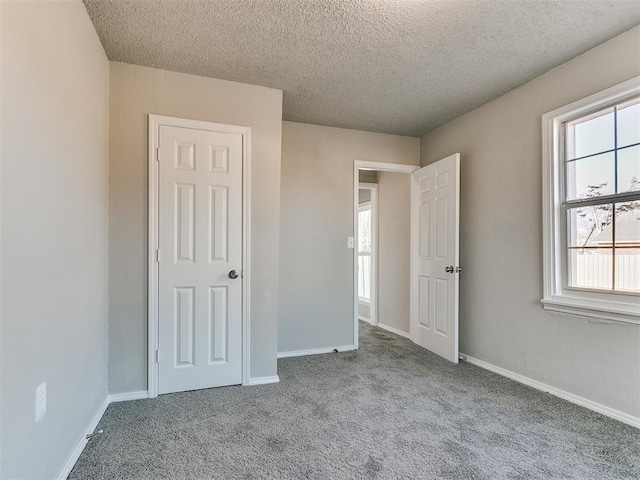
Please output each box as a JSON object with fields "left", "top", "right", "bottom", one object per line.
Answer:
{"left": 353, "top": 161, "right": 418, "bottom": 349}
{"left": 353, "top": 155, "right": 461, "bottom": 362}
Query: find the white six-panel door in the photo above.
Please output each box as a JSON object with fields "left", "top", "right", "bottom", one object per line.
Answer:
{"left": 158, "top": 125, "right": 243, "bottom": 394}
{"left": 410, "top": 154, "right": 460, "bottom": 363}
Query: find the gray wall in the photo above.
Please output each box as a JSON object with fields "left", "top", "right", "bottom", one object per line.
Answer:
{"left": 0, "top": 1, "right": 110, "bottom": 478}
{"left": 420, "top": 26, "right": 640, "bottom": 418}
{"left": 358, "top": 188, "right": 371, "bottom": 204}
{"left": 279, "top": 121, "right": 419, "bottom": 353}
{"left": 377, "top": 172, "right": 411, "bottom": 334}
{"left": 109, "top": 62, "right": 283, "bottom": 392}
{"left": 359, "top": 170, "right": 378, "bottom": 184}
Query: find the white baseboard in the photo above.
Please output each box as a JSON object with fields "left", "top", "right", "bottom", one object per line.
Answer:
{"left": 109, "top": 390, "right": 149, "bottom": 403}
{"left": 460, "top": 353, "right": 640, "bottom": 429}
{"left": 377, "top": 323, "right": 410, "bottom": 339}
{"left": 277, "top": 345, "right": 357, "bottom": 359}
{"left": 56, "top": 395, "right": 110, "bottom": 480}
{"left": 358, "top": 315, "right": 372, "bottom": 324}
{"left": 246, "top": 375, "right": 280, "bottom": 386}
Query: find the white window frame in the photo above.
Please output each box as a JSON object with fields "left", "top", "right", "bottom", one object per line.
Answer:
{"left": 541, "top": 76, "right": 640, "bottom": 325}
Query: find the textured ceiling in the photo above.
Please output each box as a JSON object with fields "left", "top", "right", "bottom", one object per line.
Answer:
{"left": 83, "top": 0, "right": 640, "bottom": 137}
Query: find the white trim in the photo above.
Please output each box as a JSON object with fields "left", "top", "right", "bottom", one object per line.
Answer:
{"left": 148, "top": 115, "right": 252, "bottom": 398}
{"left": 108, "top": 391, "right": 149, "bottom": 403}
{"left": 242, "top": 128, "right": 252, "bottom": 388}
{"left": 541, "top": 76, "right": 640, "bottom": 325}
{"left": 377, "top": 323, "right": 410, "bottom": 339}
{"left": 356, "top": 161, "right": 420, "bottom": 174}
{"left": 277, "top": 345, "right": 357, "bottom": 359}
{"left": 541, "top": 296, "right": 640, "bottom": 324}
{"left": 460, "top": 353, "right": 639, "bottom": 429}
{"left": 353, "top": 161, "right": 419, "bottom": 348}
{"left": 55, "top": 396, "right": 110, "bottom": 480}
{"left": 246, "top": 375, "right": 280, "bottom": 386}
{"left": 358, "top": 315, "right": 372, "bottom": 324}
{"left": 148, "top": 116, "right": 159, "bottom": 398}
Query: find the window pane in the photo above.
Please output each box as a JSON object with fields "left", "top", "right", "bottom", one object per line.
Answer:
{"left": 617, "top": 99, "right": 640, "bottom": 149}
{"left": 358, "top": 209, "right": 371, "bottom": 253}
{"left": 566, "top": 152, "right": 614, "bottom": 201}
{"left": 617, "top": 145, "right": 640, "bottom": 194}
{"left": 613, "top": 201, "right": 640, "bottom": 247}
{"left": 566, "top": 109, "right": 614, "bottom": 159}
{"left": 358, "top": 254, "right": 371, "bottom": 300}
{"left": 615, "top": 250, "right": 640, "bottom": 293}
{"left": 590, "top": 202, "right": 640, "bottom": 293}
{"left": 569, "top": 249, "right": 612, "bottom": 290}
{"left": 567, "top": 204, "right": 613, "bottom": 248}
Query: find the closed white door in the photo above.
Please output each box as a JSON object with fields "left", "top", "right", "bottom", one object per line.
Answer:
{"left": 158, "top": 125, "right": 243, "bottom": 394}
{"left": 410, "top": 153, "right": 460, "bottom": 363}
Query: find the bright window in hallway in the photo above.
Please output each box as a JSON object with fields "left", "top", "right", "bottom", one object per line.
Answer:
{"left": 358, "top": 205, "right": 372, "bottom": 301}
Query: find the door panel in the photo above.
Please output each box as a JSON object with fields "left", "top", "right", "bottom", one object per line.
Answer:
{"left": 410, "top": 154, "right": 460, "bottom": 363}
{"left": 158, "top": 125, "right": 243, "bottom": 394}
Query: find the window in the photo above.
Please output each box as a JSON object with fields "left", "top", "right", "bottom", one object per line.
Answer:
{"left": 542, "top": 76, "right": 640, "bottom": 324}
{"left": 358, "top": 204, "right": 372, "bottom": 302}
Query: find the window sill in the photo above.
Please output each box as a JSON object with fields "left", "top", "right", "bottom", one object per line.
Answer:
{"left": 541, "top": 295, "right": 640, "bottom": 325}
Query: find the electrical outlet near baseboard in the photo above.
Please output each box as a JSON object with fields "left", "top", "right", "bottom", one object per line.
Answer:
{"left": 35, "top": 382, "right": 46, "bottom": 422}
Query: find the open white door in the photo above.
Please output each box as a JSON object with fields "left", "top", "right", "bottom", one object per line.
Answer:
{"left": 410, "top": 153, "right": 460, "bottom": 363}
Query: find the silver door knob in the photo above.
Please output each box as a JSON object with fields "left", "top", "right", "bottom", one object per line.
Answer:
{"left": 228, "top": 270, "right": 239, "bottom": 279}
{"left": 445, "top": 266, "right": 454, "bottom": 273}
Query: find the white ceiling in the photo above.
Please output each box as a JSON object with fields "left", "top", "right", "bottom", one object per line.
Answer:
{"left": 83, "top": 0, "right": 640, "bottom": 137}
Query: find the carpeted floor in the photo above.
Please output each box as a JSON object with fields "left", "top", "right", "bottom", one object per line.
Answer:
{"left": 70, "top": 322, "right": 640, "bottom": 479}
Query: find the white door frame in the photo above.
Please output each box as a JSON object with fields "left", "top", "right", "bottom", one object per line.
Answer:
{"left": 357, "top": 182, "right": 378, "bottom": 326}
{"left": 353, "top": 161, "right": 418, "bottom": 348}
{"left": 148, "top": 114, "right": 251, "bottom": 398}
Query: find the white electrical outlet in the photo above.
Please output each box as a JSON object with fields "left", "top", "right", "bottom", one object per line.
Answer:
{"left": 35, "top": 382, "right": 46, "bottom": 422}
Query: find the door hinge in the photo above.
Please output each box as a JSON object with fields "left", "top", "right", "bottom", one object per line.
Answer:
{"left": 156, "top": 147, "right": 161, "bottom": 161}
{"left": 155, "top": 349, "right": 160, "bottom": 363}
{"left": 156, "top": 249, "right": 160, "bottom": 262}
